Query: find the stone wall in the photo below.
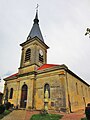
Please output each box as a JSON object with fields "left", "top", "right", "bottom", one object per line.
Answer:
{"left": 66, "top": 72, "right": 90, "bottom": 112}
{"left": 35, "top": 69, "right": 66, "bottom": 110}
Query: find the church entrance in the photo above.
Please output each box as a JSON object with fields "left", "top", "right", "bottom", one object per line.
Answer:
{"left": 20, "top": 84, "right": 28, "bottom": 108}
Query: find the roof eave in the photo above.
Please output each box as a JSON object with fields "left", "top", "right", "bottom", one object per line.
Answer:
{"left": 4, "top": 76, "right": 18, "bottom": 81}
{"left": 66, "top": 69, "right": 90, "bottom": 86}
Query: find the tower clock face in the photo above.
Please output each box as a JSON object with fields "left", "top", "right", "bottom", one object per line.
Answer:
{"left": 39, "top": 49, "right": 43, "bottom": 56}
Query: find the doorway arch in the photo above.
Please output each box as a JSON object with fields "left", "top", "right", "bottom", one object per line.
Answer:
{"left": 20, "top": 84, "right": 28, "bottom": 108}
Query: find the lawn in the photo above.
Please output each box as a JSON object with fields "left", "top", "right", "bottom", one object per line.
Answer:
{"left": 30, "top": 114, "right": 63, "bottom": 120}
{"left": 0, "top": 110, "right": 11, "bottom": 119}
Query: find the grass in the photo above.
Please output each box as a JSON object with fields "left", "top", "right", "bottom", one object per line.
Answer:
{"left": 0, "top": 110, "right": 11, "bottom": 119}
{"left": 30, "top": 114, "right": 63, "bottom": 120}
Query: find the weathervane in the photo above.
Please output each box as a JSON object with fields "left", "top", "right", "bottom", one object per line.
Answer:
{"left": 85, "top": 28, "right": 90, "bottom": 38}
{"left": 36, "top": 4, "right": 39, "bottom": 12}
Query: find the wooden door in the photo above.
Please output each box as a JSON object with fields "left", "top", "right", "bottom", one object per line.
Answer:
{"left": 20, "top": 85, "right": 28, "bottom": 108}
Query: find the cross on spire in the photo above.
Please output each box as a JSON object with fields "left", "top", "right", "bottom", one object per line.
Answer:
{"left": 36, "top": 4, "right": 39, "bottom": 12}
{"left": 34, "top": 4, "right": 39, "bottom": 24}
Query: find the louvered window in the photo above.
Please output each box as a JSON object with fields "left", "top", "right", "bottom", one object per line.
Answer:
{"left": 25, "top": 48, "right": 31, "bottom": 62}
{"left": 39, "top": 54, "right": 43, "bottom": 62}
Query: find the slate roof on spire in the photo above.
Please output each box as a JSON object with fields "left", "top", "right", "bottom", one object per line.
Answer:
{"left": 27, "top": 10, "right": 44, "bottom": 42}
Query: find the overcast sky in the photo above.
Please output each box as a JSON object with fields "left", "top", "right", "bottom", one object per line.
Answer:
{"left": 0, "top": 0, "right": 90, "bottom": 92}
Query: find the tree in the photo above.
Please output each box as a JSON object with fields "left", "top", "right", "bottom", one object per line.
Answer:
{"left": 85, "top": 28, "right": 90, "bottom": 38}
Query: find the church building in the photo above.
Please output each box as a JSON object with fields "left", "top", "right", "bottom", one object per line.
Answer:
{"left": 3, "top": 10, "right": 90, "bottom": 112}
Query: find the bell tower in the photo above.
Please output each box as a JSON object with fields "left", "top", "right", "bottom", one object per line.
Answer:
{"left": 18, "top": 10, "right": 49, "bottom": 75}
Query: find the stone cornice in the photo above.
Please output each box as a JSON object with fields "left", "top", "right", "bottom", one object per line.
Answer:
{"left": 20, "top": 36, "right": 49, "bottom": 49}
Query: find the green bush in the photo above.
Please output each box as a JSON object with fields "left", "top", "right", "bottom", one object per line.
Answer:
{"left": 0, "top": 105, "right": 5, "bottom": 114}
{"left": 30, "top": 114, "right": 63, "bottom": 120}
{"left": 5, "top": 102, "right": 11, "bottom": 110}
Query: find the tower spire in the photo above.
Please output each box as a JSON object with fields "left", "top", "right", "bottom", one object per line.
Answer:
{"left": 27, "top": 5, "right": 44, "bottom": 42}
{"left": 34, "top": 4, "right": 39, "bottom": 24}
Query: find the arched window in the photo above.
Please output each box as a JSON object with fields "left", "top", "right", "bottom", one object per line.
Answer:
{"left": 44, "top": 83, "right": 50, "bottom": 98}
{"left": 76, "top": 83, "right": 78, "bottom": 95}
{"left": 25, "top": 48, "right": 31, "bottom": 62}
{"left": 85, "top": 88, "right": 87, "bottom": 97}
{"left": 88, "top": 88, "right": 90, "bottom": 97}
{"left": 9, "top": 88, "right": 13, "bottom": 99}
{"left": 81, "top": 85, "right": 84, "bottom": 96}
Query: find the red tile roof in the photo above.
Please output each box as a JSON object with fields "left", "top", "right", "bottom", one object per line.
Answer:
{"left": 5, "top": 64, "right": 59, "bottom": 79}
{"left": 6, "top": 73, "right": 18, "bottom": 79}
{"left": 37, "top": 64, "right": 59, "bottom": 70}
